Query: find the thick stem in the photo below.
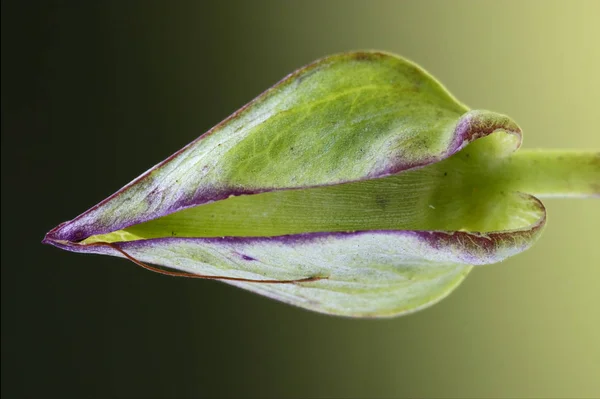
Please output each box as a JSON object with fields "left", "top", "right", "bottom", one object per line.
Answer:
{"left": 497, "top": 150, "right": 600, "bottom": 198}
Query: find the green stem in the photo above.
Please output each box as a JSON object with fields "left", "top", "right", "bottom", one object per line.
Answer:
{"left": 498, "top": 149, "right": 599, "bottom": 198}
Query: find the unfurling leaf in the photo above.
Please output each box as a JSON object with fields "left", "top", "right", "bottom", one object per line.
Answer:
{"left": 44, "top": 51, "right": 599, "bottom": 317}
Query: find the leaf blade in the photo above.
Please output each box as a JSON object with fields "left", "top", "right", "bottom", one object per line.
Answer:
{"left": 49, "top": 192, "right": 545, "bottom": 317}
{"left": 48, "top": 52, "right": 518, "bottom": 243}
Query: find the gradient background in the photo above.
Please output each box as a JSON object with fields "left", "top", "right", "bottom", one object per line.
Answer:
{"left": 2, "top": 1, "right": 599, "bottom": 397}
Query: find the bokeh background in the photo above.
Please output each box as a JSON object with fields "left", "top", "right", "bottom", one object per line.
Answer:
{"left": 2, "top": 1, "right": 599, "bottom": 397}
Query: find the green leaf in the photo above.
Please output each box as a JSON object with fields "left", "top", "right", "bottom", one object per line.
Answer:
{"left": 44, "top": 51, "right": 596, "bottom": 317}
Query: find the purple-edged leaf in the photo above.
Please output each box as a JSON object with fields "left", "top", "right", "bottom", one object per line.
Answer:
{"left": 44, "top": 51, "right": 548, "bottom": 317}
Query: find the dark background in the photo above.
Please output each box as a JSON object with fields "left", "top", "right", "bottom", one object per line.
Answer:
{"left": 3, "top": 1, "right": 599, "bottom": 398}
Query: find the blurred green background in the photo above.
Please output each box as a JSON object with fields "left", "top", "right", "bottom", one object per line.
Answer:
{"left": 2, "top": 1, "right": 599, "bottom": 397}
